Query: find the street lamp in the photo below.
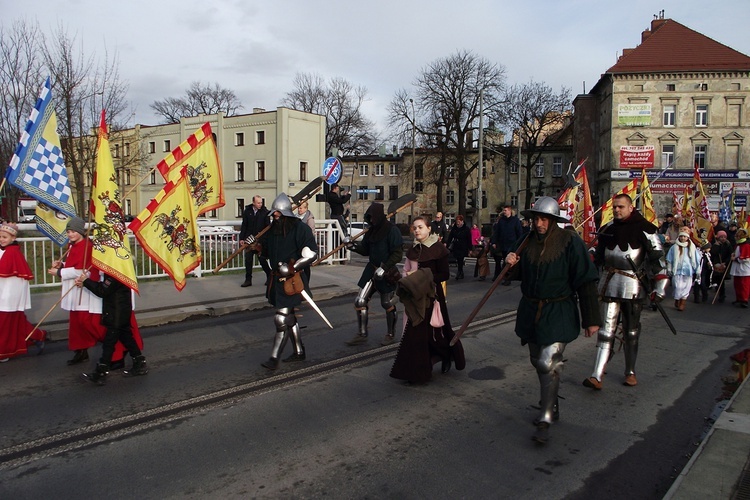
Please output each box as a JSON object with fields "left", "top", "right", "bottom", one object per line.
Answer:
{"left": 410, "top": 98, "right": 416, "bottom": 220}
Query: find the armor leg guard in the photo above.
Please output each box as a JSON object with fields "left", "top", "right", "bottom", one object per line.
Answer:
{"left": 589, "top": 301, "right": 620, "bottom": 382}
{"left": 381, "top": 290, "right": 398, "bottom": 337}
{"left": 385, "top": 307, "right": 397, "bottom": 336}
{"left": 356, "top": 307, "right": 369, "bottom": 336}
{"left": 265, "top": 308, "right": 294, "bottom": 368}
{"left": 352, "top": 282, "right": 375, "bottom": 338}
{"left": 623, "top": 327, "right": 639, "bottom": 377}
{"left": 530, "top": 343, "right": 565, "bottom": 425}
{"left": 284, "top": 322, "right": 306, "bottom": 362}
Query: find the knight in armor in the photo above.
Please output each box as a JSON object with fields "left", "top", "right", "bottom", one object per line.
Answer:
{"left": 345, "top": 202, "right": 404, "bottom": 346}
{"left": 504, "top": 197, "right": 601, "bottom": 444}
{"left": 258, "top": 193, "right": 318, "bottom": 370}
{"left": 583, "top": 194, "right": 668, "bottom": 390}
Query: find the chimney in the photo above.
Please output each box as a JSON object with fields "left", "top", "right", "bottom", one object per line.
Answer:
{"left": 252, "top": 108, "right": 266, "bottom": 114}
{"left": 651, "top": 17, "right": 667, "bottom": 32}
{"left": 641, "top": 29, "right": 651, "bottom": 43}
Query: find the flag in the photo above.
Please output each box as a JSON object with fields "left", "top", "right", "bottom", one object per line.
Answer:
{"left": 6, "top": 77, "right": 75, "bottom": 244}
{"left": 156, "top": 122, "right": 224, "bottom": 216}
{"left": 639, "top": 168, "right": 657, "bottom": 225}
{"left": 600, "top": 178, "right": 639, "bottom": 227}
{"left": 719, "top": 184, "right": 733, "bottom": 224}
{"left": 672, "top": 192, "right": 682, "bottom": 218}
{"left": 89, "top": 111, "right": 139, "bottom": 293}
{"left": 129, "top": 168, "right": 201, "bottom": 291}
{"left": 563, "top": 166, "right": 596, "bottom": 245}
{"left": 682, "top": 184, "right": 692, "bottom": 223}
{"left": 692, "top": 163, "right": 710, "bottom": 220}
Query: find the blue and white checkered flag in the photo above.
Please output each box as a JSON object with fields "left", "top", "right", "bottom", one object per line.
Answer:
{"left": 6, "top": 77, "right": 76, "bottom": 218}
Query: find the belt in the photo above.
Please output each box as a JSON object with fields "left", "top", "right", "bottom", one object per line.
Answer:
{"left": 522, "top": 294, "right": 571, "bottom": 323}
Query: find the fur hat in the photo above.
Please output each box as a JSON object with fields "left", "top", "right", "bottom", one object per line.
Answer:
{"left": 0, "top": 222, "right": 18, "bottom": 236}
{"left": 679, "top": 226, "right": 691, "bottom": 236}
{"left": 66, "top": 216, "right": 86, "bottom": 236}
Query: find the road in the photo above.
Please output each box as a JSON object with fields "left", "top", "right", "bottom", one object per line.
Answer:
{"left": 0, "top": 275, "right": 747, "bottom": 499}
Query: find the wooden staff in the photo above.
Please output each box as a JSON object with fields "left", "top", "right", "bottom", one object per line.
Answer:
{"left": 26, "top": 266, "right": 91, "bottom": 341}
{"left": 711, "top": 259, "right": 732, "bottom": 305}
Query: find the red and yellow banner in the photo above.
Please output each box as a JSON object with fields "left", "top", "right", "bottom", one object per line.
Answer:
{"left": 601, "top": 178, "right": 639, "bottom": 227}
{"left": 639, "top": 168, "right": 657, "bottom": 225}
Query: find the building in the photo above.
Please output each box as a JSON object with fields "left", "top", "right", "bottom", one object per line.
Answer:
{"left": 574, "top": 13, "right": 750, "bottom": 218}
{"left": 75, "top": 107, "right": 326, "bottom": 223}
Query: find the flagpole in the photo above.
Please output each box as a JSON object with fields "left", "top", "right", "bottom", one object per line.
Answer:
{"left": 121, "top": 164, "right": 159, "bottom": 201}
{"left": 25, "top": 267, "right": 91, "bottom": 341}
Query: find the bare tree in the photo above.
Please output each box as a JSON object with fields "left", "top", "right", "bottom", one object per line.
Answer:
{"left": 0, "top": 20, "right": 45, "bottom": 219}
{"left": 282, "top": 72, "right": 377, "bottom": 156}
{"left": 388, "top": 50, "right": 506, "bottom": 217}
{"left": 498, "top": 80, "right": 572, "bottom": 209}
{"left": 150, "top": 81, "right": 243, "bottom": 124}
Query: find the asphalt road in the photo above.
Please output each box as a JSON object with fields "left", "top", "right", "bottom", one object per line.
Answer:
{"left": 0, "top": 277, "right": 747, "bottom": 499}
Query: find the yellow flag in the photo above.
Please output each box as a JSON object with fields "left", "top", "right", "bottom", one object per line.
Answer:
{"left": 129, "top": 168, "right": 201, "bottom": 291}
{"left": 601, "top": 179, "right": 639, "bottom": 227}
{"left": 90, "top": 111, "right": 139, "bottom": 292}
{"left": 639, "top": 168, "right": 657, "bottom": 224}
{"left": 156, "top": 122, "right": 224, "bottom": 216}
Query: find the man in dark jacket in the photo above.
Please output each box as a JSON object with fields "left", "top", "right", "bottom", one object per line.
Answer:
{"left": 76, "top": 273, "right": 148, "bottom": 385}
{"left": 238, "top": 195, "right": 271, "bottom": 287}
{"left": 430, "top": 212, "right": 448, "bottom": 241}
{"left": 505, "top": 197, "right": 601, "bottom": 444}
{"left": 445, "top": 215, "right": 472, "bottom": 279}
{"left": 491, "top": 205, "right": 523, "bottom": 283}
{"left": 327, "top": 184, "right": 351, "bottom": 234}
{"left": 346, "top": 202, "right": 404, "bottom": 346}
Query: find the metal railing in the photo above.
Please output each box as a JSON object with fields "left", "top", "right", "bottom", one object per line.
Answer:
{"left": 16, "top": 219, "right": 349, "bottom": 289}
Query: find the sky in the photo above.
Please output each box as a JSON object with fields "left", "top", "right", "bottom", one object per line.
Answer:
{"left": 3, "top": 0, "right": 749, "bottom": 144}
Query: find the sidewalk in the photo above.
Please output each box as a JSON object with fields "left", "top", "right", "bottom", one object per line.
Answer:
{"left": 32, "top": 263, "right": 364, "bottom": 342}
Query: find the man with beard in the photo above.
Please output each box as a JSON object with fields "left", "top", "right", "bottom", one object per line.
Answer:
{"left": 345, "top": 202, "right": 404, "bottom": 346}
{"left": 258, "top": 194, "right": 318, "bottom": 370}
{"left": 583, "top": 194, "right": 668, "bottom": 390}
{"left": 505, "top": 197, "right": 601, "bottom": 444}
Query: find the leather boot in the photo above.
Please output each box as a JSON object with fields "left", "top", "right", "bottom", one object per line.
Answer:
{"left": 678, "top": 298, "right": 686, "bottom": 311}
{"left": 82, "top": 363, "right": 109, "bottom": 385}
{"left": 124, "top": 355, "right": 149, "bottom": 376}
{"left": 67, "top": 349, "right": 89, "bottom": 365}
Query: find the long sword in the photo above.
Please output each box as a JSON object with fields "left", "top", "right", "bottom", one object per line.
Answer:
{"left": 300, "top": 289, "right": 333, "bottom": 329}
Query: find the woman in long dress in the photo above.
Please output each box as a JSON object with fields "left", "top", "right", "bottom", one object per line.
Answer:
{"left": 390, "top": 216, "right": 465, "bottom": 383}
{"left": 666, "top": 226, "right": 700, "bottom": 311}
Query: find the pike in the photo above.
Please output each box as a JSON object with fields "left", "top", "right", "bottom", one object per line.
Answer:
{"left": 212, "top": 176, "right": 324, "bottom": 274}
{"left": 450, "top": 235, "right": 530, "bottom": 346}
{"left": 312, "top": 193, "right": 418, "bottom": 266}
{"left": 626, "top": 255, "right": 677, "bottom": 335}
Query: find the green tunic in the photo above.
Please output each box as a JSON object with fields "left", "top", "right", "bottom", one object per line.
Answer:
{"left": 511, "top": 227, "right": 600, "bottom": 345}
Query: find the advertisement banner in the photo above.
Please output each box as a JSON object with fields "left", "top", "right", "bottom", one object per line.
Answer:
{"left": 618, "top": 104, "right": 652, "bottom": 126}
{"left": 619, "top": 145, "right": 655, "bottom": 168}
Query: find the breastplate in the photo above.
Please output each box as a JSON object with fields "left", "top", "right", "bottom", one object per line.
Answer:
{"left": 599, "top": 245, "right": 645, "bottom": 299}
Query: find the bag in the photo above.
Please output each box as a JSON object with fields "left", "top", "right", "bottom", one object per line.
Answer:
{"left": 283, "top": 271, "right": 305, "bottom": 296}
{"left": 430, "top": 301, "right": 444, "bottom": 328}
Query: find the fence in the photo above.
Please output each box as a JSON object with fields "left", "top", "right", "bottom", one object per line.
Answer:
{"left": 17, "top": 219, "right": 349, "bottom": 290}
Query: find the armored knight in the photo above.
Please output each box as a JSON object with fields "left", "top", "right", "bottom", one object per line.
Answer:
{"left": 344, "top": 202, "right": 404, "bottom": 346}
{"left": 258, "top": 193, "right": 318, "bottom": 370}
{"left": 583, "top": 194, "right": 668, "bottom": 389}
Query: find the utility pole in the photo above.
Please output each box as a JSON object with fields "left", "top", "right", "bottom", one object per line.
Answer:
{"left": 477, "top": 90, "right": 483, "bottom": 227}
{"left": 410, "top": 98, "right": 416, "bottom": 221}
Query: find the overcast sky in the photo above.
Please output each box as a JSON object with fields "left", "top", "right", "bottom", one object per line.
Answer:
{"left": 4, "top": 0, "right": 748, "bottom": 143}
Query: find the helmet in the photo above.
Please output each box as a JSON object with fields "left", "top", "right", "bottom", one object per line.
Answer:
{"left": 521, "top": 196, "right": 569, "bottom": 224}
{"left": 269, "top": 193, "right": 296, "bottom": 217}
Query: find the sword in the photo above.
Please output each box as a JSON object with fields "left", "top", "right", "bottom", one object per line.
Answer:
{"left": 625, "top": 255, "right": 677, "bottom": 335}
{"left": 300, "top": 289, "right": 333, "bottom": 329}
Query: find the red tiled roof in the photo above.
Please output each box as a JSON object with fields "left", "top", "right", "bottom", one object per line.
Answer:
{"left": 606, "top": 19, "right": 750, "bottom": 74}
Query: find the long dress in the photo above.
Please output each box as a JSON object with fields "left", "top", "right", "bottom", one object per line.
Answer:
{"left": 0, "top": 243, "right": 45, "bottom": 359}
{"left": 390, "top": 234, "right": 465, "bottom": 383}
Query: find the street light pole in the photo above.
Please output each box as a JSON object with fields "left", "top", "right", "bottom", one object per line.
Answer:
{"left": 477, "top": 90, "right": 483, "bottom": 227}
{"left": 410, "top": 98, "right": 416, "bottom": 221}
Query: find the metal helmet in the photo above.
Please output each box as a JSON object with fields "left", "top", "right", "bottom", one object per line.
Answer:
{"left": 521, "top": 196, "right": 569, "bottom": 224}
{"left": 270, "top": 193, "right": 296, "bottom": 217}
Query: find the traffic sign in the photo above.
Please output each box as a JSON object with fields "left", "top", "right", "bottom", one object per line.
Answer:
{"left": 356, "top": 189, "right": 380, "bottom": 194}
{"left": 322, "top": 157, "right": 342, "bottom": 185}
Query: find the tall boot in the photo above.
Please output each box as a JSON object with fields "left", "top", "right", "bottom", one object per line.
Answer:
{"left": 381, "top": 307, "right": 398, "bottom": 346}
{"left": 124, "top": 355, "right": 149, "bottom": 376}
{"left": 284, "top": 324, "right": 306, "bottom": 362}
{"left": 82, "top": 363, "right": 109, "bottom": 385}
{"left": 347, "top": 308, "right": 369, "bottom": 345}
{"left": 67, "top": 349, "right": 89, "bottom": 365}
{"left": 262, "top": 329, "right": 288, "bottom": 369}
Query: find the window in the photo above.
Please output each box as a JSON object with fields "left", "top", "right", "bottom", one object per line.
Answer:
{"left": 236, "top": 162, "right": 245, "bottom": 182}
{"left": 510, "top": 195, "right": 518, "bottom": 208}
{"left": 375, "top": 186, "right": 384, "bottom": 201}
{"left": 206, "top": 209, "right": 218, "bottom": 218}
{"left": 358, "top": 185, "right": 369, "bottom": 201}
{"left": 481, "top": 190, "right": 487, "bottom": 209}
{"left": 534, "top": 158, "right": 545, "bottom": 178}
{"left": 663, "top": 104, "right": 676, "bottom": 126}
{"left": 700, "top": 83, "right": 708, "bottom": 91}
{"left": 661, "top": 145, "right": 675, "bottom": 167}
{"left": 125, "top": 199, "right": 132, "bottom": 215}
{"left": 256, "top": 161, "right": 265, "bottom": 181}
{"left": 552, "top": 157, "right": 563, "bottom": 178}
{"left": 414, "top": 165, "right": 423, "bottom": 179}
{"left": 299, "top": 161, "right": 308, "bottom": 181}
{"left": 148, "top": 141, "right": 155, "bottom": 154}
{"left": 149, "top": 170, "right": 156, "bottom": 185}
{"left": 482, "top": 162, "right": 487, "bottom": 179}
{"left": 358, "top": 163, "right": 369, "bottom": 176}
{"left": 256, "top": 130, "right": 265, "bottom": 144}
{"left": 236, "top": 199, "right": 245, "bottom": 217}
{"left": 123, "top": 169, "right": 131, "bottom": 185}
{"left": 695, "top": 104, "right": 708, "bottom": 126}
{"left": 667, "top": 84, "right": 676, "bottom": 91}
{"left": 374, "top": 163, "right": 384, "bottom": 176}
{"left": 389, "top": 163, "right": 398, "bottom": 176}
{"left": 113, "top": 144, "right": 120, "bottom": 158}
{"left": 415, "top": 181, "right": 424, "bottom": 193}
{"left": 446, "top": 190, "right": 455, "bottom": 205}
{"left": 446, "top": 166, "right": 455, "bottom": 179}
{"left": 388, "top": 185, "right": 399, "bottom": 200}
{"left": 235, "top": 132, "right": 244, "bottom": 146}
{"left": 510, "top": 162, "right": 519, "bottom": 174}
{"left": 728, "top": 103, "right": 742, "bottom": 127}
{"left": 124, "top": 143, "right": 130, "bottom": 157}
{"left": 694, "top": 145, "right": 707, "bottom": 169}
{"left": 163, "top": 140, "right": 171, "bottom": 152}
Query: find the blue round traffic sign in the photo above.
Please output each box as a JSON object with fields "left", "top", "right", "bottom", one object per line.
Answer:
{"left": 322, "top": 157, "right": 342, "bottom": 185}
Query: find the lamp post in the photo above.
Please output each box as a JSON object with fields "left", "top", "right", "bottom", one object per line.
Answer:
{"left": 477, "top": 89, "right": 484, "bottom": 227}
{"left": 410, "top": 98, "right": 416, "bottom": 221}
